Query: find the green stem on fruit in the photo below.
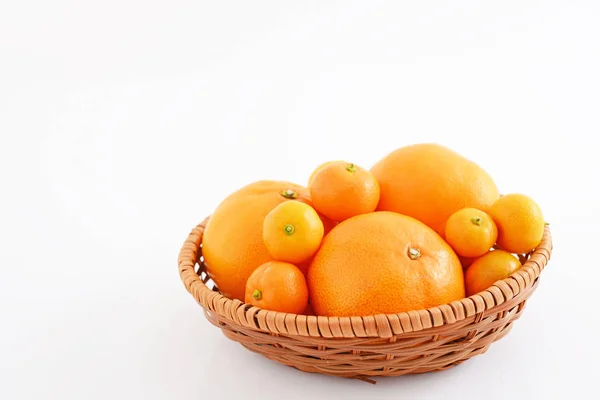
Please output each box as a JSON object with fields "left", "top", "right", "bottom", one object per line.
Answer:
{"left": 281, "top": 189, "right": 298, "bottom": 199}
{"left": 253, "top": 289, "right": 262, "bottom": 300}
{"left": 284, "top": 224, "right": 295, "bottom": 235}
{"left": 471, "top": 217, "right": 483, "bottom": 226}
{"left": 408, "top": 247, "right": 421, "bottom": 260}
{"left": 345, "top": 163, "right": 357, "bottom": 173}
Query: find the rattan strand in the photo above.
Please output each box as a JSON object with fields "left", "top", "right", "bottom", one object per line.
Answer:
{"left": 178, "top": 217, "right": 552, "bottom": 382}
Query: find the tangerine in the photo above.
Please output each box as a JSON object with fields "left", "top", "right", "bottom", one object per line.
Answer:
{"left": 465, "top": 250, "right": 522, "bottom": 296}
{"left": 245, "top": 261, "right": 308, "bottom": 314}
{"left": 445, "top": 208, "right": 498, "bottom": 258}
{"left": 263, "top": 200, "right": 324, "bottom": 264}
{"left": 489, "top": 193, "right": 545, "bottom": 254}
{"left": 309, "top": 162, "right": 380, "bottom": 222}
{"left": 307, "top": 160, "right": 344, "bottom": 185}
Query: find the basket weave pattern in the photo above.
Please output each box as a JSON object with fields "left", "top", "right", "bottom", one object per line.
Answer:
{"left": 178, "top": 218, "right": 552, "bottom": 382}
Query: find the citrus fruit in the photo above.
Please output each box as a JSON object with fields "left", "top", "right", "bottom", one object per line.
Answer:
{"left": 289, "top": 218, "right": 336, "bottom": 277}
{"left": 307, "top": 211, "right": 465, "bottom": 316}
{"left": 465, "top": 250, "right": 522, "bottom": 296}
{"left": 444, "top": 208, "right": 498, "bottom": 258}
{"left": 245, "top": 261, "right": 309, "bottom": 314}
{"left": 202, "top": 180, "right": 313, "bottom": 301}
{"left": 489, "top": 193, "right": 545, "bottom": 254}
{"left": 308, "top": 160, "right": 344, "bottom": 185}
{"left": 309, "top": 162, "right": 380, "bottom": 222}
{"left": 263, "top": 200, "right": 324, "bottom": 264}
{"left": 370, "top": 143, "right": 500, "bottom": 236}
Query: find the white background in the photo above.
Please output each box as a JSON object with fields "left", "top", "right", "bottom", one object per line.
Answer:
{"left": 2, "top": 1, "right": 599, "bottom": 399}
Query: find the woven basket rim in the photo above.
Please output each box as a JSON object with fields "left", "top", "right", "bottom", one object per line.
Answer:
{"left": 178, "top": 217, "right": 552, "bottom": 339}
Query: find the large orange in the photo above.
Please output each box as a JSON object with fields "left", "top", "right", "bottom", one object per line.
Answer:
{"left": 370, "top": 143, "right": 500, "bottom": 236}
{"left": 307, "top": 211, "right": 465, "bottom": 316}
{"left": 202, "top": 180, "right": 313, "bottom": 301}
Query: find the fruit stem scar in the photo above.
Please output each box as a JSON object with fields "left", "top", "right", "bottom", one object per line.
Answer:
{"left": 346, "top": 163, "right": 357, "bottom": 173}
{"left": 281, "top": 189, "right": 298, "bottom": 199}
{"left": 408, "top": 247, "right": 421, "bottom": 260}
{"left": 471, "top": 217, "right": 482, "bottom": 226}
{"left": 284, "top": 224, "right": 295, "bottom": 235}
{"left": 253, "top": 289, "right": 262, "bottom": 300}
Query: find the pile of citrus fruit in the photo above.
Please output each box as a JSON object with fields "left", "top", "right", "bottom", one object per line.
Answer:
{"left": 202, "top": 143, "right": 546, "bottom": 317}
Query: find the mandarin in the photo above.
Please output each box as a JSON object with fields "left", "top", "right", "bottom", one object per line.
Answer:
{"left": 263, "top": 200, "right": 324, "bottom": 264}
{"left": 245, "top": 261, "right": 308, "bottom": 314}
{"left": 445, "top": 208, "right": 498, "bottom": 258}
{"left": 309, "top": 162, "right": 379, "bottom": 222}
{"left": 489, "top": 193, "right": 545, "bottom": 254}
{"left": 465, "top": 250, "right": 522, "bottom": 296}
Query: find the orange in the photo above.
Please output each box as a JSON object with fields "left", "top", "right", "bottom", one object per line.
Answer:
{"left": 245, "top": 261, "right": 309, "bottom": 314}
{"left": 263, "top": 200, "right": 324, "bottom": 264}
{"left": 444, "top": 208, "right": 498, "bottom": 258}
{"left": 308, "top": 211, "right": 465, "bottom": 316}
{"left": 308, "top": 160, "right": 344, "bottom": 185}
{"left": 202, "top": 180, "right": 314, "bottom": 301}
{"left": 284, "top": 218, "right": 335, "bottom": 277}
{"left": 309, "top": 162, "right": 380, "bottom": 222}
{"left": 370, "top": 143, "right": 500, "bottom": 236}
{"left": 489, "top": 193, "right": 545, "bottom": 254}
{"left": 465, "top": 250, "right": 522, "bottom": 296}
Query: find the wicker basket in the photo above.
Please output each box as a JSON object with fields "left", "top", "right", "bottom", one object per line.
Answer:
{"left": 178, "top": 217, "right": 552, "bottom": 383}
